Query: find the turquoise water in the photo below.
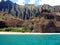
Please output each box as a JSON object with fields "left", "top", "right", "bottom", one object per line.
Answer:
{"left": 0, "top": 34, "right": 60, "bottom": 45}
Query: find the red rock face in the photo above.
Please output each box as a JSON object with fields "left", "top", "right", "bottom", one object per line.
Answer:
{"left": 3, "top": 18, "right": 24, "bottom": 27}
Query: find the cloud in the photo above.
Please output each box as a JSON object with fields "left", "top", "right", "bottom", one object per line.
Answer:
{"left": 28, "top": 0, "right": 37, "bottom": 4}
{"left": 17, "top": 0, "right": 25, "bottom": 5}
{"left": 16, "top": 0, "right": 39, "bottom": 5}
{"left": 16, "top": 0, "right": 60, "bottom": 6}
{"left": 38, "top": 0, "right": 60, "bottom": 6}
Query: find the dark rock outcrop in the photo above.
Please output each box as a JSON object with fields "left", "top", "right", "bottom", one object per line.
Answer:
{"left": 0, "top": 20, "right": 7, "bottom": 28}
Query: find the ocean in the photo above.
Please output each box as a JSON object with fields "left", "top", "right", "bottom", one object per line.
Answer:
{"left": 0, "top": 34, "right": 60, "bottom": 45}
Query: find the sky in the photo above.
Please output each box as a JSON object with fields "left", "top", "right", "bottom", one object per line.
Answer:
{"left": 0, "top": 0, "right": 60, "bottom": 6}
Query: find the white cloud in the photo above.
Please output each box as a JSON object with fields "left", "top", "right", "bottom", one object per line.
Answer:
{"left": 28, "top": 0, "right": 37, "bottom": 4}
{"left": 39, "top": 0, "right": 60, "bottom": 6}
{"left": 17, "top": 0, "right": 25, "bottom": 5}
{"left": 16, "top": 0, "right": 60, "bottom": 6}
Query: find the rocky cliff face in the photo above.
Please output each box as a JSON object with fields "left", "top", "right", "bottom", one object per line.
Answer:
{"left": 0, "top": 0, "right": 60, "bottom": 20}
{"left": 54, "top": 6, "right": 60, "bottom": 12}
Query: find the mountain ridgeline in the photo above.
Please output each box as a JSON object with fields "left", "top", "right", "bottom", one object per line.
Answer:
{"left": 0, "top": 0, "right": 60, "bottom": 20}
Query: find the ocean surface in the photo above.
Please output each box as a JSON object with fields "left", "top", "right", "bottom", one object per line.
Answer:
{"left": 0, "top": 34, "right": 60, "bottom": 45}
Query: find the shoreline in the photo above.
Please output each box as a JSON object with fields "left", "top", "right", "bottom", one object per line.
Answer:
{"left": 0, "top": 32, "right": 60, "bottom": 35}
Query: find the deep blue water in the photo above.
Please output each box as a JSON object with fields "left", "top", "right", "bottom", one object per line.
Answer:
{"left": 0, "top": 34, "right": 60, "bottom": 45}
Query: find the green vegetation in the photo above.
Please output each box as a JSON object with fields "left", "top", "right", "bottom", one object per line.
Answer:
{"left": 0, "top": 27, "right": 31, "bottom": 32}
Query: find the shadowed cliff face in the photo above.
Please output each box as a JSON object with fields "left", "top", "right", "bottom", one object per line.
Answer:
{"left": 0, "top": 21, "right": 7, "bottom": 28}
{"left": 0, "top": 0, "right": 60, "bottom": 20}
{"left": 0, "top": 0, "right": 12, "bottom": 12}
{"left": 0, "top": 0, "right": 41, "bottom": 20}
